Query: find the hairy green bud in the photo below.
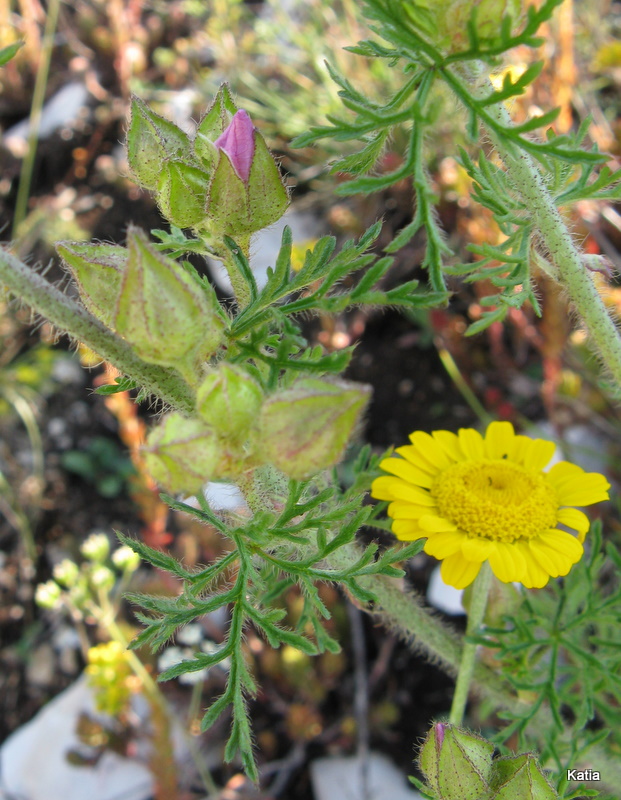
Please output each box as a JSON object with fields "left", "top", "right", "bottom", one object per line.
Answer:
{"left": 56, "top": 241, "right": 126, "bottom": 327}
{"left": 205, "top": 110, "right": 289, "bottom": 237}
{"left": 194, "top": 83, "right": 239, "bottom": 170}
{"left": 490, "top": 754, "right": 558, "bottom": 800}
{"left": 196, "top": 364, "right": 263, "bottom": 442}
{"left": 258, "top": 378, "right": 371, "bottom": 479}
{"left": 419, "top": 723, "right": 494, "bottom": 800}
{"left": 127, "top": 95, "right": 193, "bottom": 190}
{"left": 157, "top": 160, "right": 211, "bottom": 228}
{"left": 53, "top": 558, "right": 80, "bottom": 589}
{"left": 35, "top": 580, "right": 62, "bottom": 610}
{"left": 112, "top": 545, "right": 141, "bottom": 573}
{"left": 144, "top": 412, "right": 220, "bottom": 494}
{"left": 114, "top": 227, "right": 225, "bottom": 381}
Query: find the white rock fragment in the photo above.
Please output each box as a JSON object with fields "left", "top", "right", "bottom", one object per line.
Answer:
{"left": 310, "top": 752, "right": 423, "bottom": 800}
{"left": 4, "top": 83, "right": 90, "bottom": 157}
{"left": 0, "top": 676, "right": 153, "bottom": 800}
{"left": 427, "top": 565, "right": 465, "bottom": 616}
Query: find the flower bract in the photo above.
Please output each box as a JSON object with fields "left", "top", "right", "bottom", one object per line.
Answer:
{"left": 371, "top": 422, "right": 610, "bottom": 589}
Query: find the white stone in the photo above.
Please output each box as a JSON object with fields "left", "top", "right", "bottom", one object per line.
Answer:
{"left": 427, "top": 565, "right": 465, "bottom": 616}
{"left": 4, "top": 83, "right": 90, "bottom": 156}
{"left": 310, "top": 752, "right": 422, "bottom": 800}
{"left": 0, "top": 676, "right": 153, "bottom": 800}
{"left": 203, "top": 481, "right": 248, "bottom": 512}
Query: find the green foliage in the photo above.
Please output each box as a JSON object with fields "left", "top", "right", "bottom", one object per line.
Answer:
{"left": 120, "top": 451, "right": 421, "bottom": 780}
{"left": 474, "top": 523, "right": 621, "bottom": 796}
{"left": 292, "top": 0, "right": 621, "bottom": 328}
{"left": 0, "top": 40, "right": 24, "bottom": 67}
{"left": 61, "top": 437, "right": 135, "bottom": 499}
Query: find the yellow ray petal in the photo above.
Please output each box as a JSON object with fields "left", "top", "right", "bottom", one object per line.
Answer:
{"left": 545, "top": 461, "right": 584, "bottom": 488}
{"left": 484, "top": 421, "right": 516, "bottom": 459}
{"left": 528, "top": 539, "right": 568, "bottom": 577}
{"left": 554, "top": 475, "right": 610, "bottom": 507}
{"left": 423, "top": 530, "right": 464, "bottom": 559}
{"left": 392, "top": 520, "right": 427, "bottom": 540}
{"left": 418, "top": 514, "right": 458, "bottom": 533}
{"left": 461, "top": 536, "right": 494, "bottom": 562}
{"left": 520, "top": 439, "right": 556, "bottom": 471}
{"left": 488, "top": 541, "right": 526, "bottom": 583}
{"left": 538, "top": 529, "right": 584, "bottom": 562}
{"left": 440, "top": 554, "right": 481, "bottom": 589}
{"left": 556, "top": 508, "right": 590, "bottom": 537}
{"left": 409, "top": 430, "right": 453, "bottom": 469}
{"left": 432, "top": 430, "right": 463, "bottom": 462}
{"left": 520, "top": 550, "right": 551, "bottom": 588}
{"left": 387, "top": 501, "right": 430, "bottom": 519}
{"left": 395, "top": 445, "right": 438, "bottom": 475}
{"left": 371, "top": 476, "right": 435, "bottom": 505}
{"left": 458, "top": 427, "right": 485, "bottom": 461}
{"left": 379, "top": 457, "right": 434, "bottom": 488}
{"left": 510, "top": 435, "right": 531, "bottom": 466}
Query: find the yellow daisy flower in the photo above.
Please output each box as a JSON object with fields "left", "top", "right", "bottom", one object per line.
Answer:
{"left": 371, "top": 421, "right": 610, "bottom": 590}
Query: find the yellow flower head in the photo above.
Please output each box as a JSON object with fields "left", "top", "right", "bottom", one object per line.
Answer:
{"left": 371, "top": 422, "right": 610, "bottom": 590}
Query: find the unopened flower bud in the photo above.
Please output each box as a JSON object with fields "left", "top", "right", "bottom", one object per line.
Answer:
{"left": 258, "top": 378, "right": 371, "bottom": 479}
{"left": 204, "top": 109, "right": 289, "bottom": 237}
{"left": 144, "top": 412, "right": 220, "bottom": 493}
{"left": 81, "top": 532, "right": 110, "bottom": 563}
{"left": 90, "top": 565, "right": 116, "bottom": 590}
{"left": 114, "top": 227, "right": 225, "bottom": 380}
{"left": 35, "top": 580, "right": 62, "bottom": 610}
{"left": 53, "top": 558, "right": 80, "bottom": 588}
{"left": 156, "top": 160, "right": 211, "bottom": 228}
{"left": 112, "top": 545, "right": 141, "bottom": 573}
{"left": 490, "top": 754, "right": 558, "bottom": 799}
{"left": 196, "top": 364, "right": 263, "bottom": 442}
{"left": 127, "top": 95, "right": 193, "bottom": 190}
{"left": 56, "top": 242, "right": 126, "bottom": 327}
{"left": 418, "top": 723, "right": 494, "bottom": 800}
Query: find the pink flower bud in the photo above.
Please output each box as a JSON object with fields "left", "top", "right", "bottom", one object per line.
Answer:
{"left": 214, "top": 110, "right": 255, "bottom": 183}
{"left": 435, "top": 722, "right": 445, "bottom": 750}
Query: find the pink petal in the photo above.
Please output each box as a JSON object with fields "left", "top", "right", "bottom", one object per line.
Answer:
{"left": 214, "top": 109, "right": 255, "bottom": 183}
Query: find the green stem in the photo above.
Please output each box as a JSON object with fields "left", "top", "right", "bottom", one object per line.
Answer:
{"left": 436, "top": 346, "right": 493, "bottom": 426}
{"left": 223, "top": 253, "right": 251, "bottom": 309}
{"left": 445, "top": 65, "right": 621, "bottom": 393}
{"left": 12, "top": 0, "right": 61, "bottom": 236}
{"left": 0, "top": 248, "right": 196, "bottom": 413}
{"left": 449, "top": 562, "right": 492, "bottom": 725}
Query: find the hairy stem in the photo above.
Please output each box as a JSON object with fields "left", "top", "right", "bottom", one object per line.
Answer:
{"left": 0, "top": 248, "right": 196, "bottom": 413}
{"left": 446, "top": 66, "right": 621, "bottom": 393}
{"left": 449, "top": 561, "right": 492, "bottom": 725}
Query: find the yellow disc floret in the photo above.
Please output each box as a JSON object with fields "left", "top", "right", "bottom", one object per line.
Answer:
{"left": 431, "top": 460, "right": 558, "bottom": 543}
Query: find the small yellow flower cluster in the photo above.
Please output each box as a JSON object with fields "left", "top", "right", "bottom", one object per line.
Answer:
{"left": 86, "top": 641, "right": 136, "bottom": 717}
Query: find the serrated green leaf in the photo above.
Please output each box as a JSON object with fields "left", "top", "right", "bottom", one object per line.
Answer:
{"left": 94, "top": 376, "right": 137, "bottom": 395}
{"left": 116, "top": 531, "right": 195, "bottom": 579}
